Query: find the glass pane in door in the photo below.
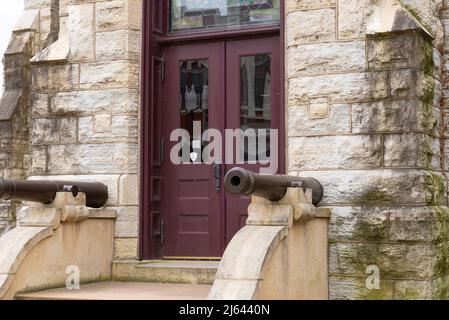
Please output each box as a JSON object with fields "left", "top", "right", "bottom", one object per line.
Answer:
{"left": 179, "top": 59, "right": 209, "bottom": 162}
{"left": 240, "top": 54, "right": 271, "bottom": 162}
{"left": 170, "top": 0, "right": 280, "bottom": 32}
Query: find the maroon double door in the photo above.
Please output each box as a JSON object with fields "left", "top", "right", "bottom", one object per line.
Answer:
{"left": 161, "top": 37, "right": 281, "bottom": 258}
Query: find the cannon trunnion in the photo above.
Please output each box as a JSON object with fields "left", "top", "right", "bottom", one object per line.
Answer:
{"left": 0, "top": 179, "right": 108, "bottom": 208}
{"left": 224, "top": 167, "right": 324, "bottom": 206}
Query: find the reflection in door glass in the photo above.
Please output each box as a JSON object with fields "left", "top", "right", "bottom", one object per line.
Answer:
{"left": 180, "top": 60, "right": 209, "bottom": 162}
{"left": 240, "top": 54, "right": 271, "bottom": 161}
{"left": 170, "top": 0, "right": 280, "bottom": 32}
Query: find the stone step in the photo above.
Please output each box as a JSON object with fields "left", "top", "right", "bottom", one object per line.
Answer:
{"left": 112, "top": 260, "right": 220, "bottom": 285}
{"left": 15, "top": 282, "right": 212, "bottom": 300}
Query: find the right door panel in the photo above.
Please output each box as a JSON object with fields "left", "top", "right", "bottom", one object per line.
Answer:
{"left": 225, "top": 37, "right": 282, "bottom": 243}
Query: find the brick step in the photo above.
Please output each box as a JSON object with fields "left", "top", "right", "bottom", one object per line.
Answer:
{"left": 112, "top": 260, "right": 220, "bottom": 285}
{"left": 15, "top": 282, "right": 211, "bottom": 300}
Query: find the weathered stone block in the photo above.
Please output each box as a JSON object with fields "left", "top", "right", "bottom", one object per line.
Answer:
{"left": 329, "top": 276, "right": 394, "bottom": 300}
{"left": 389, "top": 206, "right": 449, "bottom": 242}
{"left": 30, "top": 146, "right": 47, "bottom": 175}
{"left": 96, "top": 0, "right": 142, "bottom": 32}
{"left": 367, "top": 30, "right": 434, "bottom": 72}
{"left": 287, "top": 41, "right": 365, "bottom": 76}
{"left": 32, "top": 64, "right": 79, "bottom": 92}
{"left": 96, "top": 29, "right": 140, "bottom": 60}
{"left": 286, "top": 9, "right": 335, "bottom": 45}
{"left": 352, "top": 99, "right": 437, "bottom": 134}
{"left": 51, "top": 89, "right": 139, "bottom": 115}
{"left": 288, "top": 135, "right": 382, "bottom": 170}
{"left": 79, "top": 61, "right": 139, "bottom": 89}
{"left": 119, "top": 174, "right": 139, "bottom": 205}
{"left": 308, "top": 97, "right": 329, "bottom": 118}
{"left": 68, "top": 3, "right": 94, "bottom": 60}
{"left": 114, "top": 206, "right": 139, "bottom": 237}
{"left": 286, "top": 0, "right": 336, "bottom": 11}
{"left": 329, "top": 206, "right": 388, "bottom": 241}
{"left": 78, "top": 114, "right": 138, "bottom": 143}
{"left": 288, "top": 104, "right": 351, "bottom": 136}
{"left": 329, "top": 242, "right": 439, "bottom": 279}
{"left": 384, "top": 133, "right": 439, "bottom": 169}
{"left": 47, "top": 143, "right": 138, "bottom": 175}
{"left": 288, "top": 71, "right": 389, "bottom": 105}
{"left": 338, "top": 0, "right": 368, "bottom": 39}
{"left": 114, "top": 237, "right": 138, "bottom": 259}
{"left": 295, "top": 169, "right": 446, "bottom": 206}
{"left": 32, "top": 117, "right": 77, "bottom": 144}
{"left": 31, "top": 93, "right": 49, "bottom": 117}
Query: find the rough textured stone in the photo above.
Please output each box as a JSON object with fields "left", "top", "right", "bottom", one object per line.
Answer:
{"left": 114, "top": 237, "right": 138, "bottom": 259}
{"left": 287, "top": 41, "right": 366, "bottom": 76}
{"left": 384, "top": 133, "right": 439, "bottom": 169}
{"left": 286, "top": 9, "right": 336, "bottom": 45}
{"left": 338, "top": 0, "right": 368, "bottom": 39}
{"left": 288, "top": 104, "right": 351, "bottom": 136}
{"left": 329, "top": 242, "right": 439, "bottom": 279}
{"left": 288, "top": 71, "right": 389, "bottom": 105}
{"left": 32, "top": 117, "right": 77, "bottom": 144}
{"left": 114, "top": 206, "right": 139, "bottom": 237}
{"left": 352, "top": 100, "right": 437, "bottom": 134}
{"left": 287, "top": 0, "right": 336, "bottom": 11}
{"left": 68, "top": 3, "right": 94, "bottom": 60}
{"left": 329, "top": 276, "right": 395, "bottom": 300}
{"left": 79, "top": 61, "right": 139, "bottom": 89}
{"left": 119, "top": 174, "right": 139, "bottom": 205}
{"left": 47, "top": 143, "right": 138, "bottom": 175}
{"left": 32, "top": 64, "right": 79, "bottom": 92}
{"left": 51, "top": 89, "right": 139, "bottom": 115}
{"left": 96, "top": 29, "right": 140, "bottom": 60}
{"left": 289, "top": 135, "right": 382, "bottom": 170}
{"left": 295, "top": 170, "right": 446, "bottom": 206}
{"left": 78, "top": 114, "right": 138, "bottom": 143}
{"left": 329, "top": 206, "right": 388, "bottom": 241}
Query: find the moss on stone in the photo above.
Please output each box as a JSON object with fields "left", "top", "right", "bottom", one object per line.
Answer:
{"left": 435, "top": 244, "right": 449, "bottom": 278}
{"left": 354, "top": 189, "right": 394, "bottom": 205}
{"left": 424, "top": 171, "right": 446, "bottom": 206}
{"left": 421, "top": 40, "right": 434, "bottom": 76}
{"left": 433, "top": 206, "right": 449, "bottom": 242}
{"left": 395, "top": 287, "right": 422, "bottom": 300}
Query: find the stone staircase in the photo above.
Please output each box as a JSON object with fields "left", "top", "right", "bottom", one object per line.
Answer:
{"left": 15, "top": 260, "right": 219, "bottom": 300}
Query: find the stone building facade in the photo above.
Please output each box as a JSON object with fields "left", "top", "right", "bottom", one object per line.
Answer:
{"left": 1, "top": 0, "right": 449, "bottom": 299}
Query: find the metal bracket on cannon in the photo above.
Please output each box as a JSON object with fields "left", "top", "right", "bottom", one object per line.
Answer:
{"left": 224, "top": 168, "right": 330, "bottom": 228}
{"left": 0, "top": 179, "right": 108, "bottom": 229}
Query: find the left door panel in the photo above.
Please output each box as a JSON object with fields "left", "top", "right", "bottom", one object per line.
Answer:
{"left": 161, "top": 42, "right": 224, "bottom": 258}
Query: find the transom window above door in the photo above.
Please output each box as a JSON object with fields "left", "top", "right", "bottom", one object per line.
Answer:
{"left": 170, "top": 0, "right": 280, "bottom": 32}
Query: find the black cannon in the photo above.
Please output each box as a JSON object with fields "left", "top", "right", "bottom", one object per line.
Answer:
{"left": 0, "top": 179, "right": 108, "bottom": 208}
{"left": 224, "top": 167, "right": 324, "bottom": 206}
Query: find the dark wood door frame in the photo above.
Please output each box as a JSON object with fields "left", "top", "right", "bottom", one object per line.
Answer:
{"left": 139, "top": 0, "right": 286, "bottom": 260}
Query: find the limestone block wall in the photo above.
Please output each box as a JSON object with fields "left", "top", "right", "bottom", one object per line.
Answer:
{"left": 0, "top": 2, "right": 45, "bottom": 235}
{"left": 25, "top": 0, "right": 142, "bottom": 259}
{"left": 286, "top": 0, "right": 449, "bottom": 299}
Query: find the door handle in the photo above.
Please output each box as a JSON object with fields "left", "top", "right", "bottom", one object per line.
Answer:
{"left": 214, "top": 163, "right": 222, "bottom": 193}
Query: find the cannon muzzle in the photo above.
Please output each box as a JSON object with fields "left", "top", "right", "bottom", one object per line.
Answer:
{"left": 224, "top": 167, "right": 324, "bottom": 206}
{"left": 0, "top": 179, "right": 108, "bottom": 208}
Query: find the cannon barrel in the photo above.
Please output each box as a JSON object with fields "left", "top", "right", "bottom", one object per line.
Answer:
{"left": 224, "top": 167, "right": 324, "bottom": 206}
{"left": 0, "top": 179, "right": 108, "bottom": 208}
